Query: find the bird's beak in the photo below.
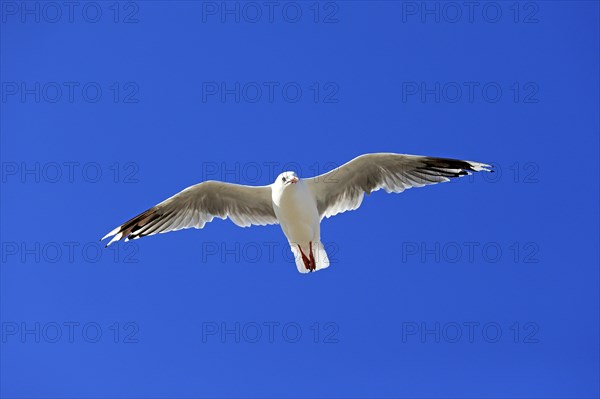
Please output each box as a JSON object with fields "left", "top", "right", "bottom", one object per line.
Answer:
{"left": 289, "top": 176, "right": 299, "bottom": 184}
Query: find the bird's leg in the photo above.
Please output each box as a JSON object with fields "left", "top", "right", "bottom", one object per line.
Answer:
{"left": 298, "top": 245, "right": 312, "bottom": 272}
{"left": 309, "top": 241, "right": 316, "bottom": 271}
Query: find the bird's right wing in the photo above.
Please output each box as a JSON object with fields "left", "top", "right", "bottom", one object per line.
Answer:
{"left": 305, "top": 153, "right": 492, "bottom": 220}
{"left": 101, "top": 181, "right": 277, "bottom": 246}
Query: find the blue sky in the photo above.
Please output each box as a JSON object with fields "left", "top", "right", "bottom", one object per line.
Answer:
{"left": 1, "top": 1, "right": 599, "bottom": 398}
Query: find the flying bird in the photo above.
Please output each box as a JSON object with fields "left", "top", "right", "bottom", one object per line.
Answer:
{"left": 101, "top": 153, "right": 491, "bottom": 273}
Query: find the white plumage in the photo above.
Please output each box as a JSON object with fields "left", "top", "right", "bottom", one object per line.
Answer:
{"left": 101, "top": 153, "right": 491, "bottom": 273}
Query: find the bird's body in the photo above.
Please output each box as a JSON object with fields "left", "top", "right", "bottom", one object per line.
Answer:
{"left": 272, "top": 176, "right": 328, "bottom": 272}
{"left": 273, "top": 177, "right": 319, "bottom": 244}
{"left": 101, "top": 153, "right": 492, "bottom": 273}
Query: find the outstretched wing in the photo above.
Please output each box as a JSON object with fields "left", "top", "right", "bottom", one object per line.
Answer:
{"left": 101, "top": 181, "right": 277, "bottom": 246}
{"left": 305, "top": 153, "right": 492, "bottom": 220}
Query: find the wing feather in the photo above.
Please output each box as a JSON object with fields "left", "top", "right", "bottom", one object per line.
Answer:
{"left": 101, "top": 181, "right": 277, "bottom": 246}
{"left": 306, "top": 153, "right": 491, "bottom": 219}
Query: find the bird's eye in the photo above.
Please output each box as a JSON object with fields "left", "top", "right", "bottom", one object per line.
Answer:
{"left": 281, "top": 177, "right": 286, "bottom": 182}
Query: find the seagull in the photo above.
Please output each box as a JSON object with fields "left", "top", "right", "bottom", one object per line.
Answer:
{"left": 101, "top": 153, "right": 491, "bottom": 273}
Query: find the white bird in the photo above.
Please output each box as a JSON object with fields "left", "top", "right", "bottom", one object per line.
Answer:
{"left": 101, "top": 153, "right": 491, "bottom": 273}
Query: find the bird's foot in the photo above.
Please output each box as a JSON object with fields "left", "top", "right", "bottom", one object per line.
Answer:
{"left": 298, "top": 243, "right": 316, "bottom": 272}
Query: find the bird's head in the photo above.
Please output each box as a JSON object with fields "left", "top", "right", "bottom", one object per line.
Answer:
{"left": 274, "top": 171, "right": 299, "bottom": 191}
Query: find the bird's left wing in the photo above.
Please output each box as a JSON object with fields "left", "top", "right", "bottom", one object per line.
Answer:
{"left": 101, "top": 181, "right": 277, "bottom": 246}
{"left": 305, "top": 153, "right": 492, "bottom": 220}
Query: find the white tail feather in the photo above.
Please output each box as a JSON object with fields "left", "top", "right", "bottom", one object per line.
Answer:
{"left": 290, "top": 241, "right": 330, "bottom": 274}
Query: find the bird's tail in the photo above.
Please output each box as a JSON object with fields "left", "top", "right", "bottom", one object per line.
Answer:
{"left": 290, "top": 241, "right": 330, "bottom": 274}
